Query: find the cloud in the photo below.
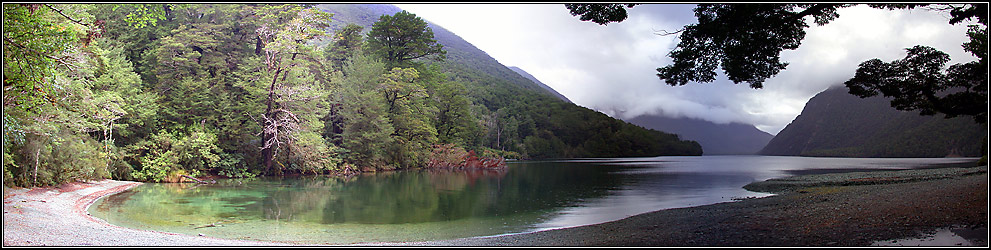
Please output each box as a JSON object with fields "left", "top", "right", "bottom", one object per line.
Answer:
{"left": 398, "top": 4, "right": 978, "bottom": 135}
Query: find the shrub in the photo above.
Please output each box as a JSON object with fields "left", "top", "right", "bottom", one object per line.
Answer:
{"left": 126, "top": 128, "right": 222, "bottom": 182}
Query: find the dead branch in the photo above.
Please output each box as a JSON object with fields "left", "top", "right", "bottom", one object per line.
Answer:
{"left": 181, "top": 174, "right": 209, "bottom": 184}
{"left": 653, "top": 28, "right": 685, "bottom": 36}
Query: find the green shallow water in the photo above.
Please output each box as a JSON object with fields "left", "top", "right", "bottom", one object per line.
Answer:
{"left": 89, "top": 156, "right": 979, "bottom": 245}
{"left": 89, "top": 162, "right": 620, "bottom": 244}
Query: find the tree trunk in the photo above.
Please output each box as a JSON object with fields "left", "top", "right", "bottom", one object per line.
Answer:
{"left": 181, "top": 174, "right": 209, "bottom": 184}
{"left": 496, "top": 126, "right": 502, "bottom": 150}
{"left": 34, "top": 146, "right": 40, "bottom": 185}
{"left": 262, "top": 67, "right": 284, "bottom": 174}
{"left": 255, "top": 36, "right": 263, "bottom": 56}
{"left": 105, "top": 120, "right": 114, "bottom": 173}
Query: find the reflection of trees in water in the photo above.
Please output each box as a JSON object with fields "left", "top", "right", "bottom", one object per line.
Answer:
{"left": 249, "top": 176, "right": 355, "bottom": 223}
{"left": 93, "top": 188, "right": 140, "bottom": 213}
{"left": 118, "top": 162, "right": 629, "bottom": 226}
{"left": 313, "top": 162, "right": 626, "bottom": 224}
{"left": 485, "top": 162, "right": 625, "bottom": 214}
{"left": 424, "top": 168, "right": 507, "bottom": 192}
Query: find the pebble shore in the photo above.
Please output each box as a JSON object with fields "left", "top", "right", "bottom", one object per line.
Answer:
{"left": 3, "top": 165, "right": 987, "bottom": 246}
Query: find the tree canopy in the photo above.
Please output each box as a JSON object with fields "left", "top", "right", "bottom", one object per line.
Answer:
{"left": 564, "top": 3, "right": 639, "bottom": 25}
{"left": 565, "top": 3, "right": 988, "bottom": 123}
{"left": 365, "top": 10, "right": 446, "bottom": 68}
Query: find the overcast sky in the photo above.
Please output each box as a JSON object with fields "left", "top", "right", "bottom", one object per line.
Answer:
{"left": 395, "top": 4, "right": 978, "bottom": 135}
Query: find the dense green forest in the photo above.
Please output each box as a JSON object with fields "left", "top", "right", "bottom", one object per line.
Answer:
{"left": 3, "top": 4, "right": 701, "bottom": 187}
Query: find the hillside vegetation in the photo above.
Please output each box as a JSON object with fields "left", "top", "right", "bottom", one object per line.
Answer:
{"left": 2, "top": 4, "right": 700, "bottom": 187}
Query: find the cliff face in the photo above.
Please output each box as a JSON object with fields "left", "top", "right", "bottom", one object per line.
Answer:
{"left": 759, "top": 86, "right": 986, "bottom": 157}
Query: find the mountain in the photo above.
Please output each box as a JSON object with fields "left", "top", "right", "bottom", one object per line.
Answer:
{"left": 317, "top": 4, "right": 702, "bottom": 158}
{"left": 626, "top": 115, "right": 774, "bottom": 155}
{"left": 508, "top": 66, "right": 572, "bottom": 103}
{"left": 760, "top": 86, "right": 987, "bottom": 157}
{"left": 316, "top": 4, "right": 564, "bottom": 101}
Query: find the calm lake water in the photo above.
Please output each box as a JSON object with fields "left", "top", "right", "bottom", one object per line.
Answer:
{"left": 89, "top": 156, "right": 978, "bottom": 244}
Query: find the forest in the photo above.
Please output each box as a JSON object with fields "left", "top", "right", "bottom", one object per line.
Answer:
{"left": 2, "top": 4, "right": 702, "bottom": 187}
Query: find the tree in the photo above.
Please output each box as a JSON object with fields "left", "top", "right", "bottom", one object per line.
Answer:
{"left": 845, "top": 45, "right": 987, "bottom": 123}
{"left": 325, "top": 23, "right": 365, "bottom": 73}
{"left": 565, "top": 3, "right": 639, "bottom": 25}
{"left": 251, "top": 4, "right": 335, "bottom": 175}
{"left": 844, "top": 6, "right": 987, "bottom": 123}
{"left": 3, "top": 4, "right": 91, "bottom": 117}
{"left": 565, "top": 3, "right": 987, "bottom": 123}
{"left": 336, "top": 53, "right": 394, "bottom": 169}
{"left": 3, "top": 4, "right": 120, "bottom": 186}
{"left": 365, "top": 10, "right": 446, "bottom": 68}
{"left": 431, "top": 80, "right": 481, "bottom": 147}
{"left": 379, "top": 67, "right": 438, "bottom": 169}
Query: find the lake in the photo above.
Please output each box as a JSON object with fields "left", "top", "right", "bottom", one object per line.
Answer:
{"left": 88, "top": 156, "right": 979, "bottom": 244}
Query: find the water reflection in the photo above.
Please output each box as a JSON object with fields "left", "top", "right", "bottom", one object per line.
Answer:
{"left": 90, "top": 156, "right": 979, "bottom": 244}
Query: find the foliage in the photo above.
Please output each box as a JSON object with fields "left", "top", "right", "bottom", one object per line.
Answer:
{"left": 365, "top": 10, "right": 446, "bottom": 68}
{"left": 325, "top": 23, "right": 365, "bottom": 73}
{"left": 111, "top": 4, "right": 170, "bottom": 29}
{"left": 2, "top": 4, "right": 126, "bottom": 186}
{"left": 3, "top": 4, "right": 87, "bottom": 117}
{"left": 380, "top": 67, "right": 439, "bottom": 169}
{"left": 564, "top": 4, "right": 640, "bottom": 25}
{"left": 431, "top": 80, "right": 481, "bottom": 146}
{"left": 11, "top": 132, "right": 109, "bottom": 186}
{"left": 3, "top": 3, "right": 705, "bottom": 187}
{"left": 566, "top": 3, "right": 988, "bottom": 123}
{"left": 125, "top": 128, "right": 222, "bottom": 182}
{"left": 657, "top": 4, "right": 824, "bottom": 88}
{"left": 845, "top": 45, "right": 988, "bottom": 123}
{"left": 322, "top": 4, "right": 702, "bottom": 161}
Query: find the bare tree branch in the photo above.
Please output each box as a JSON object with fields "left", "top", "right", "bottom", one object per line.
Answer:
{"left": 44, "top": 4, "right": 90, "bottom": 27}
{"left": 653, "top": 28, "right": 685, "bottom": 36}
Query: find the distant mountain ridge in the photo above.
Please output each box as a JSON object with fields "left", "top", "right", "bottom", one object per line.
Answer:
{"left": 508, "top": 66, "right": 572, "bottom": 103}
{"left": 626, "top": 115, "right": 774, "bottom": 155}
{"left": 760, "top": 86, "right": 986, "bottom": 157}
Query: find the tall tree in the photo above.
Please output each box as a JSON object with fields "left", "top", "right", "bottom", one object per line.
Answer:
{"left": 251, "top": 4, "right": 335, "bottom": 174}
{"left": 379, "top": 67, "right": 438, "bottom": 169}
{"left": 336, "top": 53, "right": 394, "bottom": 169}
{"left": 365, "top": 10, "right": 446, "bottom": 68}
{"left": 325, "top": 23, "right": 365, "bottom": 73}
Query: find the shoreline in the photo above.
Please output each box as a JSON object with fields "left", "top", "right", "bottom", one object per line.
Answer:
{"left": 3, "top": 180, "right": 291, "bottom": 246}
{"left": 387, "top": 165, "right": 987, "bottom": 246}
{"left": 3, "top": 165, "right": 987, "bottom": 246}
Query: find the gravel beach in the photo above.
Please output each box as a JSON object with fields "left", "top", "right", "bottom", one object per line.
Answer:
{"left": 3, "top": 165, "right": 987, "bottom": 247}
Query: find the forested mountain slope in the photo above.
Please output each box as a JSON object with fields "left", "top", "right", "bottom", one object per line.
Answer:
{"left": 508, "top": 66, "right": 572, "bottom": 103}
{"left": 760, "top": 86, "right": 987, "bottom": 157}
{"left": 318, "top": 4, "right": 702, "bottom": 159}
